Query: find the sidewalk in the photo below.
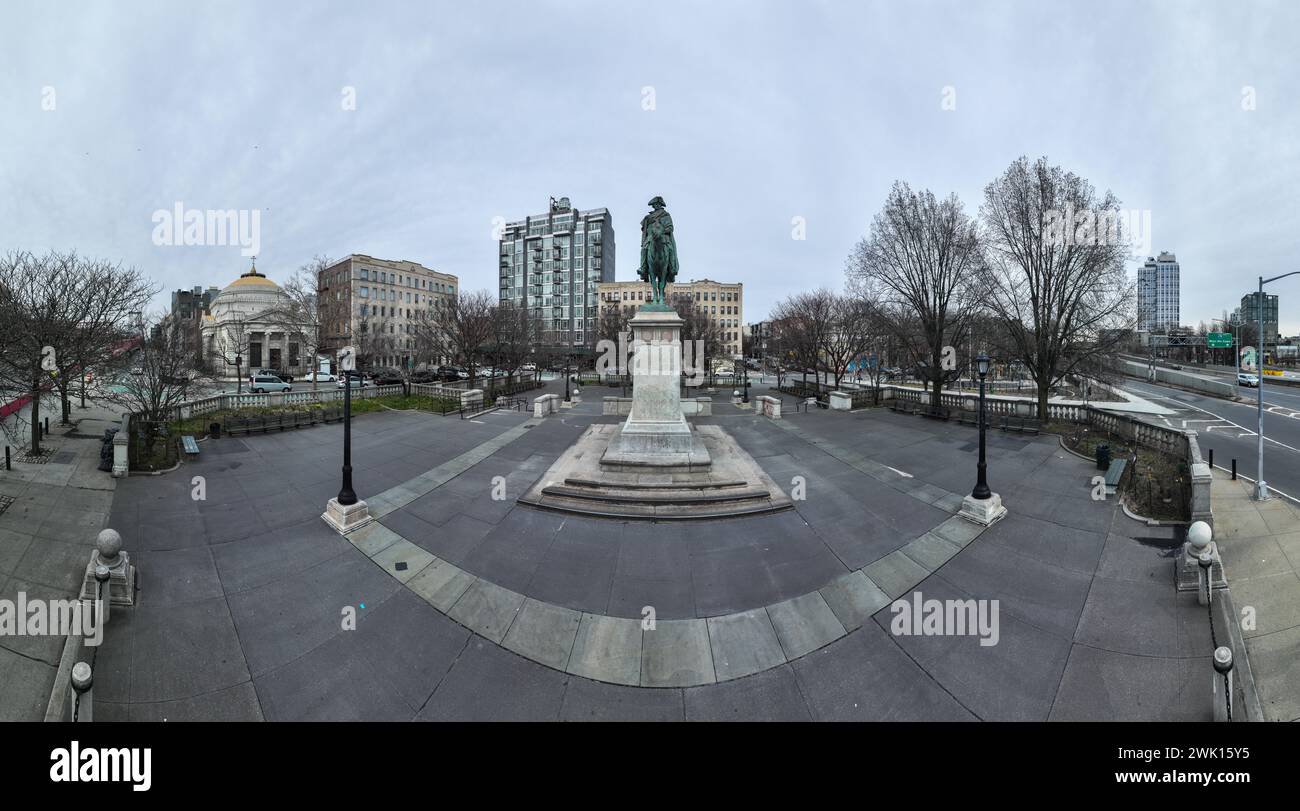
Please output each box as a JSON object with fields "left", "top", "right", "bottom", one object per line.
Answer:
{"left": 0, "top": 396, "right": 121, "bottom": 721}
{"left": 1210, "top": 472, "right": 1300, "bottom": 721}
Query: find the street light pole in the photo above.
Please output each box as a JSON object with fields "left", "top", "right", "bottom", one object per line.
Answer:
{"left": 972, "top": 354, "right": 992, "bottom": 501}
{"left": 1254, "top": 270, "right": 1300, "bottom": 501}
{"left": 338, "top": 369, "right": 357, "bottom": 506}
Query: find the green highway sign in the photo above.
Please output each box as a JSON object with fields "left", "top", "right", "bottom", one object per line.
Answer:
{"left": 1207, "top": 332, "right": 1233, "bottom": 348}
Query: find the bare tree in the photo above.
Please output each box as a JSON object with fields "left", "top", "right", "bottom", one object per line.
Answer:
{"left": 847, "top": 182, "right": 984, "bottom": 407}
{"left": 672, "top": 296, "right": 725, "bottom": 384}
{"left": 105, "top": 310, "right": 193, "bottom": 428}
{"left": 433, "top": 289, "right": 496, "bottom": 388}
{"left": 770, "top": 291, "right": 833, "bottom": 390}
{"left": 209, "top": 318, "right": 253, "bottom": 394}
{"left": 818, "top": 292, "right": 877, "bottom": 389}
{"left": 264, "top": 255, "right": 332, "bottom": 390}
{"left": 979, "top": 156, "right": 1136, "bottom": 418}
{"left": 0, "top": 251, "right": 155, "bottom": 453}
{"left": 488, "top": 302, "right": 536, "bottom": 384}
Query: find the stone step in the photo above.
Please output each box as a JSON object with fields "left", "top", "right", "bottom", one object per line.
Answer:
{"left": 542, "top": 483, "right": 771, "bottom": 505}
{"left": 525, "top": 492, "right": 792, "bottom": 520}
{"left": 563, "top": 477, "right": 748, "bottom": 491}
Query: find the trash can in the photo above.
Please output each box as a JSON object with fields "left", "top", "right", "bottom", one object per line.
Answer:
{"left": 1096, "top": 443, "right": 1111, "bottom": 471}
{"left": 209, "top": 422, "right": 221, "bottom": 439}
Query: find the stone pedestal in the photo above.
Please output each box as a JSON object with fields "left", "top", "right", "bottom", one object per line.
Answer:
{"left": 602, "top": 307, "right": 710, "bottom": 468}
{"left": 322, "top": 497, "right": 374, "bottom": 534}
{"left": 959, "top": 492, "right": 1007, "bottom": 526}
{"left": 79, "top": 529, "right": 135, "bottom": 607}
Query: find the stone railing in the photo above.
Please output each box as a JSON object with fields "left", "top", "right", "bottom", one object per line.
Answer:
{"left": 874, "top": 382, "right": 1209, "bottom": 525}
{"left": 755, "top": 395, "right": 782, "bottom": 419}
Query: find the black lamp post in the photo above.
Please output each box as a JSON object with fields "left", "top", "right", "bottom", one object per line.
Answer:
{"left": 235, "top": 353, "right": 243, "bottom": 394}
{"left": 564, "top": 356, "right": 571, "bottom": 402}
{"left": 337, "top": 368, "right": 357, "bottom": 506}
{"left": 971, "top": 353, "right": 992, "bottom": 501}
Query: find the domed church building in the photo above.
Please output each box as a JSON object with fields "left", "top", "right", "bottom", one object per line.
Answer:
{"left": 201, "top": 261, "right": 311, "bottom": 380}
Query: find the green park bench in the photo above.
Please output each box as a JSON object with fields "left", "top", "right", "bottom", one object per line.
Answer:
{"left": 999, "top": 416, "right": 1041, "bottom": 435}
{"left": 922, "top": 404, "right": 951, "bottom": 421}
{"left": 955, "top": 410, "right": 979, "bottom": 427}
{"left": 1102, "top": 458, "right": 1127, "bottom": 495}
{"left": 181, "top": 435, "right": 200, "bottom": 456}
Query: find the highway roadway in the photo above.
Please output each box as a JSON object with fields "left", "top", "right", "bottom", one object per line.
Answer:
{"left": 1118, "top": 376, "right": 1300, "bottom": 504}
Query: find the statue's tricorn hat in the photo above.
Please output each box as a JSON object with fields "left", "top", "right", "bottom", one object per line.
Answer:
{"left": 648, "top": 196, "right": 666, "bottom": 207}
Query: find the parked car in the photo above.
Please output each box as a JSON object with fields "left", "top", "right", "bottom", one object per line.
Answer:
{"left": 303, "top": 371, "right": 337, "bottom": 382}
{"left": 369, "top": 368, "right": 405, "bottom": 385}
{"left": 1238, "top": 372, "right": 1259, "bottom": 387}
{"left": 254, "top": 368, "right": 294, "bottom": 383}
{"left": 521, "top": 363, "right": 537, "bottom": 372}
{"left": 249, "top": 374, "right": 292, "bottom": 393}
{"left": 337, "top": 376, "right": 373, "bottom": 389}
{"left": 409, "top": 369, "right": 441, "bottom": 384}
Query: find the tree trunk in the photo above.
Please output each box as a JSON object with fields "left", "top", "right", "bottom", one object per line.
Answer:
{"left": 29, "top": 386, "right": 41, "bottom": 454}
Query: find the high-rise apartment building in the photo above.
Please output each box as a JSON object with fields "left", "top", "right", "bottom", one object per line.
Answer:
{"left": 317, "top": 254, "right": 459, "bottom": 370}
{"left": 1241, "top": 291, "right": 1280, "bottom": 343}
{"left": 1137, "top": 252, "right": 1180, "bottom": 331}
{"left": 598, "top": 278, "right": 744, "bottom": 358}
{"left": 498, "top": 197, "right": 614, "bottom": 349}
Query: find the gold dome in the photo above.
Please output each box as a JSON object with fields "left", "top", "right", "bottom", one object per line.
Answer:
{"left": 221, "top": 260, "right": 280, "bottom": 293}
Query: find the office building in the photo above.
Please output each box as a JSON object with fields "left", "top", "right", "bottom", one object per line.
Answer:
{"left": 1241, "top": 291, "right": 1280, "bottom": 343}
{"left": 1137, "top": 252, "right": 1180, "bottom": 331}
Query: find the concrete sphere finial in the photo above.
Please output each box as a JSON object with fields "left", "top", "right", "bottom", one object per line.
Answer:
{"left": 1188, "top": 521, "right": 1212, "bottom": 552}
{"left": 96, "top": 528, "right": 123, "bottom": 563}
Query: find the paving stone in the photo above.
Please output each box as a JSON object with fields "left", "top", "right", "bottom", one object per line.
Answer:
{"left": 348, "top": 521, "right": 400, "bottom": 557}
{"left": 406, "top": 558, "right": 475, "bottom": 612}
{"left": 502, "top": 598, "right": 581, "bottom": 670}
{"left": 818, "top": 570, "right": 891, "bottom": 631}
{"left": 447, "top": 579, "right": 525, "bottom": 643}
{"left": 560, "top": 676, "right": 685, "bottom": 721}
{"left": 371, "top": 538, "right": 436, "bottom": 583}
{"left": 766, "top": 591, "right": 846, "bottom": 659}
{"left": 640, "top": 618, "right": 714, "bottom": 687}
{"left": 684, "top": 663, "right": 812, "bottom": 721}
{"left": 706, "top": 608, "right": 787, "bottom": 681}
{"left": 864, "top": 549, "right": 931, "bottom": 599}
{"left": 900, "top": 531, "right": 963, "bottom": 572}
{"left": 567, "top": 613, "right": 642, "bottom": 686}
{"left": 932, "top": 516, "right": 985, "bottom": 548}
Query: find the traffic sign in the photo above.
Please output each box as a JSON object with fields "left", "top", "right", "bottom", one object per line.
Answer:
{"left": 1207, "top": 332, "right": 1233, "bottom": 349}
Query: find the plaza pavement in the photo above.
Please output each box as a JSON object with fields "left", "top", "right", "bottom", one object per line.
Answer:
{"left": 1209, "top": 472, "right": 1300, "bottom": 721}
{"left": 0, "top": 396, "right": 120, "bottom": 720}
{"left": 75, "top": 383, "right": 1218, "bottom": 721}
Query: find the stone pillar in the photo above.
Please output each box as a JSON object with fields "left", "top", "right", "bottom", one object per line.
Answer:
{"left": 602, "top": 307, "right": 709, "bottom": 467}
{"left": 80, "top": 529, "right": 136, "bottom": 607}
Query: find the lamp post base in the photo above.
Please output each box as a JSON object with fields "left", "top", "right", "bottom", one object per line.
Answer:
{"left": 959, "top": 492, "right": 1007, "bottom": 527}
{"left": 322, "top": 497, "right": 374, "bottom": 534}
{"left": 1254, "top": 480, "right": 1270, "bottom": 501}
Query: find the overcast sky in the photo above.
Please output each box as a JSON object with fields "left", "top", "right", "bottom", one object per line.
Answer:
{"left": 3, "top": 0, "right": 1298, "bottom": 332}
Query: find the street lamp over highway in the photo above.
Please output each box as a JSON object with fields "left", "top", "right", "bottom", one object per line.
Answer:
{"left": 1253, "top": 271, "right": 1300, "bottom": 501}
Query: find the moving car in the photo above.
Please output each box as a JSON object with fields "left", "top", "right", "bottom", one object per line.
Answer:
{"left": 303, "top": 371, "right": 337, "bottom": 382}
{"left": 249, "top": 374, "right": 292, "bottom": 393}
{"left": 337, "top": 376, "right": 373, "bottom": 389}
{"left": 1237, "top": 372, "right": 1259, "bottom": 387}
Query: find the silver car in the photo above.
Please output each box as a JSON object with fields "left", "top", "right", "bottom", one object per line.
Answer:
{"left": 249, "top": 374, "right": 292, "bottom": 393}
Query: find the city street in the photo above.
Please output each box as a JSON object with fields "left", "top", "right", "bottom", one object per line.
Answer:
{"left": 1119, "top": 377, "right": 1300, "bottom": 503}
